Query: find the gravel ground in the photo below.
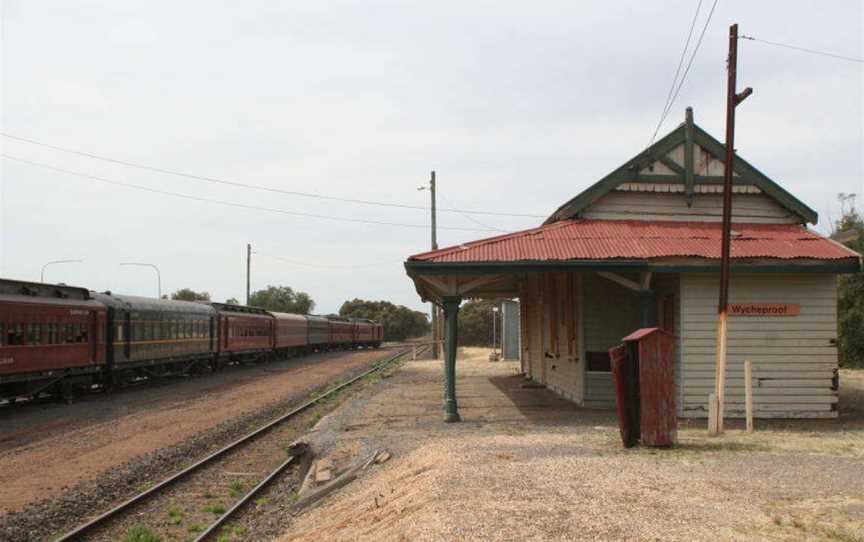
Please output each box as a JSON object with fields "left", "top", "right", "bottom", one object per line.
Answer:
{"left": 0, "top": 347, "right": 399, "bottom": 542}
{"left": 273, "top": 349, "right": 864, "bottom": 542}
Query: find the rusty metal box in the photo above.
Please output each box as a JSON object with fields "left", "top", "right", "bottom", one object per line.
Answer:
{"left": 610, "top": 327, "right": 677, "bottom": 448}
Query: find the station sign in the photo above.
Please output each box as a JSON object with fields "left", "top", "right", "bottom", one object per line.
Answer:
{"left": 727, "top": 303, "right": 800, "bottom": 317}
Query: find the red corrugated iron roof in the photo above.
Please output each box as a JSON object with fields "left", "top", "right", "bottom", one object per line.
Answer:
{"left": 408, "top": 220, "right": 860, "bottom": 263}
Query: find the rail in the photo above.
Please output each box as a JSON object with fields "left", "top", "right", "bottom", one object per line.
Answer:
{"left": 53, "top": 347, "right": 415, "bottom": 542}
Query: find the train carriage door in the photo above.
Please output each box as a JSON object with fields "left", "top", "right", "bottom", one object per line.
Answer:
{"left": 88, "top": 310, "right": 98, "bottom": 363}
{"left": 123, "top": 311, "right": 131, "bottom": 359}
{"left": 222, "top": 316, "right": 229, "bottom": 349}
{"left": 209, "top": 316, "right": 215, "bottom": 352}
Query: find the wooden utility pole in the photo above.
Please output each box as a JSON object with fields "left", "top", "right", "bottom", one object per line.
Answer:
{"left": 429, "top": 171, "right": 440, "bottom": 359}
{"left": 710, "top": 23, "right": 752, "bottom": 436}
{"left": 246, "top": 243, "right": 252, "bottom": 305}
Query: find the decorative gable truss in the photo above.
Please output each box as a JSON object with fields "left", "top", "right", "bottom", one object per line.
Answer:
{"left": 546, "top": 108, "right": 818, "bottom": 225}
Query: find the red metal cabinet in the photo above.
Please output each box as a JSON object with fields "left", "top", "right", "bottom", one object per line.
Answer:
{"left": 609, "top": 327, "right": 677, "bottom": 448}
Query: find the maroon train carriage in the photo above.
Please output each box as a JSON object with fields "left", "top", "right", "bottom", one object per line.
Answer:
{"left": 212, "top": 303, "right": 275, "bottom": 361}
{"left": 271, "top": 311, "right": 309, "bottom": 354}
{"left": 327, "top": 316, "right": 354, "bottom": 348}
{"left": 353, "top": 319, "right": 382, "bottom": 348}
{"left": 0, "top": 279, "right": 106, "bottom": 400}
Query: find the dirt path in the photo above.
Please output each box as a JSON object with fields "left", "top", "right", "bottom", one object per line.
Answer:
{"left": 0, "top": 348, "right": 392, "bottom": 513}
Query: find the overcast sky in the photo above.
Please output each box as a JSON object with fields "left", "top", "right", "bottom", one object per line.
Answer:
{"left": 0, "top": 0, "right": 861, "bottom": 315}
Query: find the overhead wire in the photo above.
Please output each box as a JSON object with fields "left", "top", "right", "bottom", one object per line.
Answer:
{"left": 0, "top": 132, "right": 546, "bottom": 219}
{"left": 437, "top": 191, "right": 507, "bottom": 233}
{"left": 0, "top": 154, "right": 500, "bottom": 233}
{"left": 649, "top": 0, "right": 704, "bottom": 145}
{"left": 649, "top": 0, "right": 720, "bottom": 144}
{"left": 255, "top": 251, "right": 402, "bottom": 269}
{"left": 740, "top": 35, "right": 864, "bottom": 64}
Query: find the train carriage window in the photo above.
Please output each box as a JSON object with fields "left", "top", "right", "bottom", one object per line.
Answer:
{"left": 8, "top": 323, "right": 24, "bottom": 345}
{"left": 27, "top": 323, "right": 40, "bottom": 345}
{"left": 64, "top": 324, "right": 75, "bottom": 343}
{"left": 77, "top": 324, "right": 88, "bottom": 343}
{"left": 0, "top": 323, "right": 4, "bottom": 346}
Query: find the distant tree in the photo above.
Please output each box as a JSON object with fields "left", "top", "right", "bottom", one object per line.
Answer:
{"left": 171, "top": 288, "right": 211, "bottom": 302}
{"left": 457, "top": 300, "right": 500, "bottom": 346}
{"left": 835, "top": 195, "right": 864, "bottom": 368}
{"left": 249, "top": 285, "right": 315, "bottom": 314}
{"left": 339, "top": 299, "right": 429, "bottom": 341}
{"left": 225, "top": 297, "right": 240, "bottom": 305}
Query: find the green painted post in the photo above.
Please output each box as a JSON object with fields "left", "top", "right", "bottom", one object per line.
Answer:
{"left": 442, "top": 296, "right": 462, "bottom": 423}
{"left": 639, "top": 290, "right": 657, "bottom": 328}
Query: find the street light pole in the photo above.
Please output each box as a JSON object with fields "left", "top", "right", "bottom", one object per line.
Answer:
{"left": 41, "top": 259, "right": 84, "bottom": 283}
{"left": 119, "top": 262, "right": 162, "bottom": 298}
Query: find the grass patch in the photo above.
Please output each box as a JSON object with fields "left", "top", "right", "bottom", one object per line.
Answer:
{"left": 254, "top": 497, "right": 269, "bottom": 507}
{"left": 187, "top": 524, "right": 204, "bottom": 533}
{"left": 203, "top": 504, "right": 226, "bottom": 515}
{"left": 135, "top": 481, "right": 153, "bottom": 493}
{"left": 124, "top": 524, "right": 162, "bottom": 542}
{"left": 227, "top": 480, "right": 245, "bottom": 498}
{"left": 202, "top": 490, "right": 214, "bottom": 499}
{"left": 166, "top": 506, "right": 183, "bottom": 525}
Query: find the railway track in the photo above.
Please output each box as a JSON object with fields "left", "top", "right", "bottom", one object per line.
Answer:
{"left": 52, "top": 346, "right": 422, "bottom": 542}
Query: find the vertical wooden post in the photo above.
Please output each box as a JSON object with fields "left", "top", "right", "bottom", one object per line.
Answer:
{"left": 442, "top": 296, "right": 462, "bottom": 423}
{"left": 745, "top": 360, "right": 754, "bottom": 433}
{"left": 412, "top": 345, "right": 417, "bottom": 361}
{"left": 712, "top": 23, "right": 752, "bottom": 436}
{"left": 708, "top": 392, "right": 719, "bottom": 435}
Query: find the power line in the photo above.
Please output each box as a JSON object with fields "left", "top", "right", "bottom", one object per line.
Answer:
{"left": 256, "top": 251, "right": 401, "bottom": 269}
{"left": 1, "top": 154, "right": 499, "bottom": 233}
{"left": 0, "top": 132, "right": 546, "bottom": 219}
{"left": 741, "top": 35, "right": 864, "bottom": 64}
{"left": 649, "top": 0, "right": 720, "bottom": 143}
{"left": 437, "top": 191, "right": 507, "bottom": 233}
{"left": 649, "top": 0, "right": 704, "bottom": 145}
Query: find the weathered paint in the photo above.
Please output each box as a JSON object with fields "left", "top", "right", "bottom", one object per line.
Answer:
{"left": 625, "top": 328, "right": 677, "bottom": 447}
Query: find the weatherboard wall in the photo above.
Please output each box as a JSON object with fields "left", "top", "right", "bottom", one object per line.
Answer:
{"left": 679, "top": 272, "right": 839, "bottom": 419}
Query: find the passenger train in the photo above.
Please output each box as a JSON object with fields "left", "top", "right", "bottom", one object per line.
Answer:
{"left": 0, "top": 278, "right": 383, "bottom": 401}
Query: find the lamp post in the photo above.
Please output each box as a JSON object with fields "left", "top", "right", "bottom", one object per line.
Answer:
{"left": 119, "top": 262, "right": 162, "bottom": 298}
{"left": 41, "top": 259, "right": 84, "bottom": 283}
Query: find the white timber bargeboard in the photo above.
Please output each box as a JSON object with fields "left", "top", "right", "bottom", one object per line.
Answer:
{"left": 679, "top": 273, "right": 838, "bottom": 419}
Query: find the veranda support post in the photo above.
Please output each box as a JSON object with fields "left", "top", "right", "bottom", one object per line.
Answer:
{"left": 443, "top": 296, "right": 462, "bottom": 423}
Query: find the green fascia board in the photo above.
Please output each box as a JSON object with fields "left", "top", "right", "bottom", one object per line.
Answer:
{"left": 545, "top": 121, "right": 818, "bottom": 225}
{"left": 690, "top": 126, "right": 818, "bottom": 224}
{"left": 404, "top": 259, "right": 859, "bottom": 276}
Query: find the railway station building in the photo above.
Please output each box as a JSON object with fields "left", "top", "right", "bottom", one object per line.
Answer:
{"left": 404, "top": 109, "right": 860, "bottom": 421}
